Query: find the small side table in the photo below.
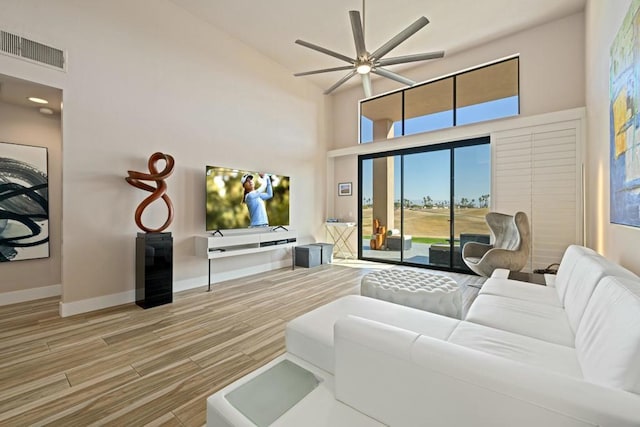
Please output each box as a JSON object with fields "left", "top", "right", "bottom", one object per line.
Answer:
{"left": 508, "top": 271, "right": 547, "bottom": 285}
{"left": 324, "top": 222, "right": 357, "bottom": 259}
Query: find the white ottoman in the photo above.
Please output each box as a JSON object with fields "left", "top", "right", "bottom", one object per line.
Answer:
{"left": 361, "top": 269, "right": 461, "bottom": 319}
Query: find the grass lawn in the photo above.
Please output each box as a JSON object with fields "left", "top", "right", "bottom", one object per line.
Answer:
{"left": 362, "top": 207, "right": 490, "bottom": 240}
{"left": 412, "top": 237, "right": 449, "bottom": 244}
{"left": 364, "top": 235, "right": 447, "bottom": 244}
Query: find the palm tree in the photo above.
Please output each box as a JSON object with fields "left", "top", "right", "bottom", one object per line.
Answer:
{"left": 478, "top": 194, "right": 490, "bottom": 208}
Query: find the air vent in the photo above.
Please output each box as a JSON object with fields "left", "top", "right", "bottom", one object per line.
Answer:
{"left": 1, "top": 31, "right": 20, "bottom": 55}
{"left": 1, "top": 30, "right": 65, "bottom": 70}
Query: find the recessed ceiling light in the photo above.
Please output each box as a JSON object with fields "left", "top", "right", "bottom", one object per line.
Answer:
{"left": 39, "top": 107, "right": 54, "bottom": 115}
{"left": 28, "top": 97, "right": 48, "bottom": 104}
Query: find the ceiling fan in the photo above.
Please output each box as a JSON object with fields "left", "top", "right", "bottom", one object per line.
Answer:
{"left": 294, "top": 2, "right": 444, "bottom": 97}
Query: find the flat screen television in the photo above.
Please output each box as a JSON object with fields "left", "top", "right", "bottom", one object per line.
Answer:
{"left": 206, "top": 166, "right": 290, "bottom": 232}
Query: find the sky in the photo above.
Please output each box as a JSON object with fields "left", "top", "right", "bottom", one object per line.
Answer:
{"left": 361, "top": 96, "right": 518, "bottom": 143}
{"left": 361, "top": 143, "right": 490, "bottom": 203}
{"left": 360, "top": 96, "right": 518, "bottom": 204}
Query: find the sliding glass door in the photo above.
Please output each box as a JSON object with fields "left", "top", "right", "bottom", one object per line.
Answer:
{"left": 361, "top": 155, "right": 402, "bottom": 263}
{"left": 401, "top": 150, "right": 450, "bottom": 267}
{"left": 452, "top": 144, "right": 492, "bottom": 269}
{"left": 358, "top": 138, "right": 490, "bottom": 272}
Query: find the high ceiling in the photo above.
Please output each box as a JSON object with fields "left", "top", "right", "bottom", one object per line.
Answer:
{"left": 0, "top": 1, "right": 587, "bottom": 104}
{"left": 0, "top": 73, "right": 62, "bottom": 115}
{"left": 170, "top": 0, "right": 586, "bottom": 95}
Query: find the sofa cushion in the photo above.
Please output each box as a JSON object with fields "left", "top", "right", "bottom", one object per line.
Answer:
{"left": 286, "top": 295, "right": 459, "bottom": 373}
{"left": 479, "top": 277, "right": 562, "bottom": 307}
{"left": 448, "top": 321, "right": 582, "bottom": 378}
{"left": 575, "top": 276, "right": 640, "bottom": 394}
{"left": 562, "top": 254, "right": 638, "bottom": 333}
{"left": 554, "top": 244, "right": 598, "bottom": 303}
{"left": 465, "top": 294, "right": 574, "bottom": 346}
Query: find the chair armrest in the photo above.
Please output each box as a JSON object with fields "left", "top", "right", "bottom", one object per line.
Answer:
{"left": 334, "top": 316, "right": 640, "bottom": 427}
{"left": 462, "top": 241, "right": 493, "bottom": 258}
{"left": 480, "top": 247, "right": 525, "bottom": 266}
{"left": 545, "top": 273, "right": 557, "bottom": 287}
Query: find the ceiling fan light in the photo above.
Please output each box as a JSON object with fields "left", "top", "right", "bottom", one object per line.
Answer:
{"left": 356, "top": 64, "right": 372, "bottom": 74}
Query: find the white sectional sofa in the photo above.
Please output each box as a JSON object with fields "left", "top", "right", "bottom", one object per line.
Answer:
{"left": 207, "top": 245, "right": 640, "bottom": 426}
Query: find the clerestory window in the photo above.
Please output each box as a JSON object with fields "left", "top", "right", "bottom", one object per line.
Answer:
{"left": 359, "top": 57, "right": 519, "bottom": 143}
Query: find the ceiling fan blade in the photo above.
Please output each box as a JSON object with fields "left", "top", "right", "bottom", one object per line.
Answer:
{"left": 362, "top": 73, "right": 372, "bottom": 98}
{"left": 376, "top": 51, "right": 444, "bottom": 67}
{"left": 295, "top": 39, "right": 354, "bottom": 64}
{"left": 324, "top": 70, "right": 358, "bottom": 95}
{"left": 294, "top": 65, "right": 355, "bottom": 76}
{"left": 370, "top": 16, "right": 429, "bottom": 60}
{"left": 349, "top": 11, "right": 367, "bottom": 59}
{"left": 372, "top": 68, "right": 416, "bottom": 86}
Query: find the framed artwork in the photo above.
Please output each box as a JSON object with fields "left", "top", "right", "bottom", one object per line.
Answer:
{"left": 0, "top": 142, "right": 49, "bottom": 261}
{"left": 610, "top": 0, "right": 640, "bottom": 228}
{"left": 338, "top": 182, "right": 352, "bottom": 196}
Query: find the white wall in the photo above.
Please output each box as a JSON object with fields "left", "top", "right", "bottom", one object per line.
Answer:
{"left": 585, "top": 0, "right": 640, "bottom": 274}
{"left": 328, "top": 12, "right": 586, "bottom": 229}
{"left": 0, "top": 102, "right": 62, "bottom": 297}
{"left": 330, "top": 12, "right": 586, "bottom": 149}
{"left": 0, "top": 0, "right": 329, "bottom": 314}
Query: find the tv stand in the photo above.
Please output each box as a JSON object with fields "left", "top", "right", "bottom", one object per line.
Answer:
{"left": 195, "top": 229, "right": 297, "bottom": 291}
{"left": 272, "top": 225, "right": 288, "bottom": 232}
{"left": 210, "top": 229, "right": 224, "bottom": 237}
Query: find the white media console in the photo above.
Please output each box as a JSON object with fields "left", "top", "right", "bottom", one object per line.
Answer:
{"left": 195, "top": 229, "right": 297, "bottom": 291}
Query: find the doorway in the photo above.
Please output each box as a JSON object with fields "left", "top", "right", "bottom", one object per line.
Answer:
{"left": 0, "top": 73, "right": 63, "bottom": 305}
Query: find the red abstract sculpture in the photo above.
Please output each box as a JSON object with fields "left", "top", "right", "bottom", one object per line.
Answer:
{"left": 125, "top": 152, "right": 175, "bottom": 233}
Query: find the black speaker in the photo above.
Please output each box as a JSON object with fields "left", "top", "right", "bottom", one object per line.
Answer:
{"left": 136, "top": 232, "right": 173, "bottom": 309}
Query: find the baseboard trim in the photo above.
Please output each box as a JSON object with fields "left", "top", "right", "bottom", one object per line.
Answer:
{"left": 0, "top": 284, "right": 61, "bottom": 306}
{"left": 59, "top": 260, "right": 292, "bottom": 316}
{"left": 59, "top": 290, "right": 136, "bottom": 317}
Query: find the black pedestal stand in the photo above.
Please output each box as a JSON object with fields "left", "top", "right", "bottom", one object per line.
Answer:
{"left": 136, "top": 232, "right": 173, "bottom": 309}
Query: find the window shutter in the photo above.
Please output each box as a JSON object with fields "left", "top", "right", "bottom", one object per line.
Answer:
{"left": 492, "top": 119, "right": 583, "bottom": 271}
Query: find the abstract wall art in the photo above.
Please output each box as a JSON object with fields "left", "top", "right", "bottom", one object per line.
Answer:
{"left": 610, "top": 0, "right": 640, "bottom": 228}
{"left": 0, "top": 142, "right": 49, "bottom": 261}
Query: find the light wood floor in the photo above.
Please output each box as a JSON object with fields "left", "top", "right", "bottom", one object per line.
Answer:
{"left": 0, "top": 262, "right": 484, "bottom": 426}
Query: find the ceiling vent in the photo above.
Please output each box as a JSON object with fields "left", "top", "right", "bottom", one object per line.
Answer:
{"left": 1, "top": 30, "right": 65, "bottom": 70}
